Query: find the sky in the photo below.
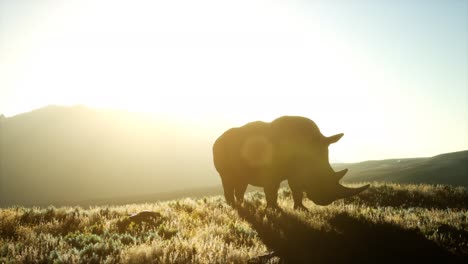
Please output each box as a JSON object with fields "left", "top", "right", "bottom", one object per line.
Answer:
{"left": 1, "top": 0, "right": 467, "bottom": 162}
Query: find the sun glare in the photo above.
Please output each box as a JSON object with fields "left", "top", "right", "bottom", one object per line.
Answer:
{"left": 2, "top": 0, "right": 466, "bottom": 162}
{"left": 3, "top": 0, "right": 370, "bottom": 123}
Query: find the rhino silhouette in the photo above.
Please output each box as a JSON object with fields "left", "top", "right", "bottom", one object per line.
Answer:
{"left": 213, "top": 116, "right": 369, "bottom": 209}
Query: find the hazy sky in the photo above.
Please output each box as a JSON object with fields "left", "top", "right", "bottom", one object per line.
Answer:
{"left": 1, "top": 0, "right": 467, "bottom": 162}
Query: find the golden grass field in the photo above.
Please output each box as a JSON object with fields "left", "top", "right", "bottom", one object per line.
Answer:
{"left": 1, "top": 183, "right": 467, "bottom": 263}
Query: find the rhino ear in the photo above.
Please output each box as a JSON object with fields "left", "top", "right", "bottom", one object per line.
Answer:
{"left": 326, "top": 133, "right": 344, "bottom": 145}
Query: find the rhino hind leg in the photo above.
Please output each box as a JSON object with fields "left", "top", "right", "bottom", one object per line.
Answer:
{"left": 264, "top": 182, "right": 280, "bottom": 208}
{"left": 234, "top": 183, "right": 248, "bottom": 203}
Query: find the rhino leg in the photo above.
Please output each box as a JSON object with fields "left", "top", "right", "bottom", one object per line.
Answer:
{"left": 292, "top": 191, "right": 307, "bottom": 210}
{"left": 221, "top": 176, "right": 235, "bottom": 205}
{"left": 264, "top": 182, "right": 280, "bottom": 208}
{"left": 235, "top": 183, "right": 248, "bottom": 203}
{"left": 289, "top": 181, "right": 307, "bottom": 210}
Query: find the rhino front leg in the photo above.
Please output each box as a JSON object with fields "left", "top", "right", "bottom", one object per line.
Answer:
{"left": 289, "top": 181, "right": 307, "bottom": 210}
{"left": 221, "top": 176, "right": 235, "bottom": 205}
{"left": 235, "top": 183, "right": 248, "bottom": 204}
{"left": 264, "top": 182, "right": 280, "bottom": 208}
{"left": 292, "top": 191, "right": 307, "bottom": 210}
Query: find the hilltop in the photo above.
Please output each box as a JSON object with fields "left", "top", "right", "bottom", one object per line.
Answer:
{"left": 335, "top": 150, "right": 468, "bottom": 186}
{"left": 0, "top": 105, "right": 219, "bottom": 206}
{"left": 0, "top": 183, "right": 467, "bottom": 263}
{"left": 1, "top": 105, "right": 467, "bottom": 207}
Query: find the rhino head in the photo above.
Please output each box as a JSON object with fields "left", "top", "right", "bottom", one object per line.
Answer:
{"left": 284, "top": 128, "right": 369, "bottom": 206}
{"left": 304, "top": 173, "right": 370, "bottom": 206}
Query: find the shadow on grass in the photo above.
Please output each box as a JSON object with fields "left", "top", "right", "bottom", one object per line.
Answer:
{"left": 237, "top": 203, "right": 455, "bottom": 263}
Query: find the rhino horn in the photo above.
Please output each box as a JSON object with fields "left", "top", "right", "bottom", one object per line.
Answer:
{"left": 308, "top": 182, "right": 369, "bottom": 206}
{"left": 334, "top": 169, "right": 348, "bottom": 180}
{"left": 334, "top": 183, "right": 370, "bottom": 201}
{"left": 325, "top": 133, "right": 344, "bottom": 145}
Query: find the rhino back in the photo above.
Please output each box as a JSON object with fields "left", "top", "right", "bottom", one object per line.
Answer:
{"left": 213, "top": 121, "right": 272, "bottom": 175}
{"left": 271, "top": 116, "right": 323, "bottom": 143}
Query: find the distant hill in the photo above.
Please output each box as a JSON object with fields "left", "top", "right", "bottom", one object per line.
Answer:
{"left": 334, "top": 150, "right": 468, "bottom": 186}
{"left": 81, "top": 148, "right": 468, "bottom": 205}
{"left": 0, "top": 105, "right": 219, "bottom": 207}
{"left": 1, "top": 105, "right": 466, "bottom": 207}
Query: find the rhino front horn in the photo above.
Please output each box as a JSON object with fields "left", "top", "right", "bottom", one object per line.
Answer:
{"left": 326, "top": 133, "right": 344, "bottom": 145}
{"left": 309, "top": 183, "right": 370, "bottom": 206}
{"left": 335, "top": 183, "right": 370, "bottom": 201}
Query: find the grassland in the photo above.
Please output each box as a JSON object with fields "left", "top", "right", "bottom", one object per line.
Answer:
{"left": 1, "top": 183, "right": 467, "bottom": 263}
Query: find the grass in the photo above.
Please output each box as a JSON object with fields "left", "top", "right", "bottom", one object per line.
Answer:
{"left": 0, "top": 183, "right": 467, "bottom": 263}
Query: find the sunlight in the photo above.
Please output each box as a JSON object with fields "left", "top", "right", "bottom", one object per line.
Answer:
{"left": 2, "top": 0, "right": 467, "bottom": 162}
{"left": 6, "top": 0, "right": 370, "bottom": 126}
{"left": 1, "top": 1, "right": 467, "bottom": 261}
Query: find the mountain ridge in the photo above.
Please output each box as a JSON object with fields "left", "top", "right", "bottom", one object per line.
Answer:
{"left": 1, "top": 105, "right": 466, "bottom": 207}
{"left": 334, "top": 150, "right": 468, "bottom": 186}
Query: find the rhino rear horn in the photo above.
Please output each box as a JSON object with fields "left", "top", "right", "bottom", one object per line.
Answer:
{"left": 334, "top": 169, "right": 348, "bottom": 180}
{"left": 326, "top": 133, "right": 344, "bottom": 145}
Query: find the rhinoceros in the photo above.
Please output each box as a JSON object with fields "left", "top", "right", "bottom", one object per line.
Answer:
{"left": 212, "top": 116, "right": 369, "bottom": 209}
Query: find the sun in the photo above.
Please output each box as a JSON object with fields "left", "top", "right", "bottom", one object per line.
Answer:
{"left": 2, "top": 0, "right": 373, "bottom": 128}
{"left": 8, "top": 0, "right": 467, "bottom": 162}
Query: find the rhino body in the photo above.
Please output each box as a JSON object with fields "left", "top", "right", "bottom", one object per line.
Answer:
{"left": 213, "top": 116, "right": 369, "bottom": 209}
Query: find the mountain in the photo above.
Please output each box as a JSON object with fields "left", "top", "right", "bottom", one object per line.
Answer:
{"left": 79, "top": 149, "right": 468, "bottom": 207}
{"left": 0, "top": 105, "right": 219, "bottom": 207}
{"left": 1, "top": 105, "right": 466, "bottom": 207}
{"left": 334, "top": 150, "right": 468, "bottom": 186}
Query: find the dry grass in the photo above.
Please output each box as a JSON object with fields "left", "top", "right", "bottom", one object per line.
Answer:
{"left": 1, "top": 183, "right": 467, "bottom": 263}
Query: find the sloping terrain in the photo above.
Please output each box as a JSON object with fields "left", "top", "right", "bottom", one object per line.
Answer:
{"left": 74, "top": 150, "right": 468, "bottom": 207}
{"left": 0, "top": 105, "right": 218, "bottom": 206}
{"left": 1, "top": 105, "right": 466, "bottom": 207}
{"left": 334, "top": 150, "right": 468, "bottom": 186}
{"left": 1, "top": 183, "right": 467, "bottom": 263}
